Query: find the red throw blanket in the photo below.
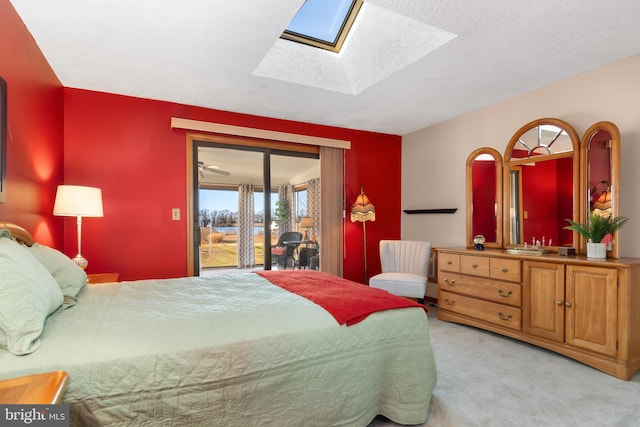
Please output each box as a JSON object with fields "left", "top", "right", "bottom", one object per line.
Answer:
{"left": 256, "top": 270, "right": 427, "bottom": 326}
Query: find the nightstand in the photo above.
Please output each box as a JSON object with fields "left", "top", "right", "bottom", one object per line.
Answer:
{"left": 0, "top": 371, "right": 68, "bottom": 404}
{"left": 87, "top": 273, "right": 119, "bottom": 284}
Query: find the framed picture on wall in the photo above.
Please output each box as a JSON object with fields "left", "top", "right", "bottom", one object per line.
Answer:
{"left": 0, "top": 76, "right": 6, "bottom": 203}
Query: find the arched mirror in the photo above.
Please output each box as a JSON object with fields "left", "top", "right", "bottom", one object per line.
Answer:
{"left": 504, "top": 118, "right": 580, "bottom": 250}
{"left": 466, "top": 147, "right": 503, "bottom": 248}
{"left": 580, "top": 121, "right": 620, "bottom": 258}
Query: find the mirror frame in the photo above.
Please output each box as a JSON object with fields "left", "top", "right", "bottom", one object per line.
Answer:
{"left": 503, "top": 118, "right": 581, "bottom": 251}
{"left": 466, "top": 147, "right": 503, "bottom": 248}
{"left": 580, "top": 121, "right": 621, "bottom": 258}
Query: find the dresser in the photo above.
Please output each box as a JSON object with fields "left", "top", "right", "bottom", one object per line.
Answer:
{"left": 437, "top": 247, "right": 640, "bottom": 380}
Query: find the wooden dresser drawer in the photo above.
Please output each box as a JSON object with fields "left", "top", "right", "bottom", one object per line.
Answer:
{"left": 490, "top": 258, "right": 521, "bottom": 282}
{"left": 439, "top": 253, "right": 460, "bottom": 272}
{"left": 460, "top": 255, "right": 490, "bottom": 277}
{"left": 439, "top": 271, "right": 521, "bottom": 306}
{"left": 439, "top": 290, "right": 522, "bottom": 331}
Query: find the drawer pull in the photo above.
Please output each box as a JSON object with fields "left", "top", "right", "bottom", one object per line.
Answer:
{"left": 471, "top": 263, "right": 478, "bottom": 268}
{"left": 497, "top": 288, "right": 512, "bottom": 298}
{"left": 500, "top": 267, "right": 508, "bottom": 272}
{"left": 443, "top": 278, "right": 455, "bottom": 286}
{"left": 444, "top": 298, "right": 455, "bottom": 306}
{"left": 498, "top": 312, "right": 512, "bottom": 321}
{"left": 447, "top": 260, "right": 453, "bottom": 265}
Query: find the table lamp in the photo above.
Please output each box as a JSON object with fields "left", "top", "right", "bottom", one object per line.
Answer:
{"left": 299, "top": 216, "right": 313, "bottom": 240}
{"left": 53, "top": 185, "right": 103, "bottom": 269}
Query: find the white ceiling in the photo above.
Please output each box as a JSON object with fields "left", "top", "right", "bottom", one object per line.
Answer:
{"left": 10, "top": 0, "right": 640, "bottom": 135}
{"left": 197, "top": 146, "right": 319, "bottom": 187}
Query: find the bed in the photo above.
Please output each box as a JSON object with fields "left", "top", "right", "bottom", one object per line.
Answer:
{"left": 0, "top": 222, "right": 437, "bottom": 426}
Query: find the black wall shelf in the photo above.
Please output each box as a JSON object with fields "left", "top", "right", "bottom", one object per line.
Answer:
{"left": 403, "top": 208, "right": 457, "bottom": 214}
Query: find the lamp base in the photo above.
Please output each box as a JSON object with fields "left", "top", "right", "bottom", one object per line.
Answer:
{"left": 72, "top": 254, "right": 88, "bottom": 270}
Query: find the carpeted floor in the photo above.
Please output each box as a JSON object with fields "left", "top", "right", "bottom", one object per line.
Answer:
{"left": 369, "top": 306, "right": 640, "bottom": 427}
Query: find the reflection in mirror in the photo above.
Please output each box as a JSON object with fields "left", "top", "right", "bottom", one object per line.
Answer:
{"left": 509, "top": 156, "right": 574, "bottom": 246}
{"left": 504, "top": 118, "right": 580, "bottom": 249}
{"left": 466, "top": 148, "right": 502, "bottom": 248}
{"left": 509, "top": 169, "right": 521, "bottom": 244}
{"left": 511, "top": 124, "right": 574, "bottom": 159}
{"left": 581, "top": 121, "right": 620, "bottom": 257}
{"left": 586, "top": 128, "right": 613, "bottom": 215}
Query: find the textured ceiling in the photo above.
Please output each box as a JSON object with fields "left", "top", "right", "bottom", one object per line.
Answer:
{"left": 10, "top": 0, "right": 640, "bottom": 135}
{"left": 197, "top": 146, "right": 319, "bottom": 187}
{"left": 254, "top": 3, "right": 457, "bottom": 95}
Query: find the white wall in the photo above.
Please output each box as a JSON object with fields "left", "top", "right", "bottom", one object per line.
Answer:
{"left": 403, "top": 54, "right": 640, "bottom": 259}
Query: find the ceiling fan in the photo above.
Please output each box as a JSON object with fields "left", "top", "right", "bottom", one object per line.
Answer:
{"left": 198, "top": 161, "right": 230, "bottom": 177}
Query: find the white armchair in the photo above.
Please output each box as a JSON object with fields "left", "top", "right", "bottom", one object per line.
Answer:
{"left": 369, "top": 240, "right": 431, "bottom": 303}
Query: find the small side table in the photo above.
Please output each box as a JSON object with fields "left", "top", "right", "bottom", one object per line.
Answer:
{"left": 309, "top": 255, "right": 320, "bottom": 270}
{"left": 87, "top": 273, "right": 119, "bottom": 284}
{"left": 0, "top": 371, "right": 68, "bottom": 404}
{"left": 283, "top": 240, "right": 318, "bottom": 269}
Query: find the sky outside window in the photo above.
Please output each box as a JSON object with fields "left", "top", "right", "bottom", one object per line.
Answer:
{"left": 286, "top": 0, "right": 355, "bottom": 44}
{"left": 199, "top": 189, "right": 277, "bottom": 214}
{"left": 282, "top": 0, "right": 362, "bottom": 52}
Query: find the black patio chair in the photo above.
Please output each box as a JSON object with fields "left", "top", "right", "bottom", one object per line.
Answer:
{"left": 271, "top": 231, "right": 302, "bottom": 269}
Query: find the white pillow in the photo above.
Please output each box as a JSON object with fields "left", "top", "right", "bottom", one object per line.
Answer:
{"left": 27, "top": 243, "right": 88, "bottom": 307}
{"left": 0, "top": 237, "right": 64, "bottom": 355}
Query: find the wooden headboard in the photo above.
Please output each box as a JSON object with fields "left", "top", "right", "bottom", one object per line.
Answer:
{"left": 0, "top": 222, "right": 35, "bottom": 246}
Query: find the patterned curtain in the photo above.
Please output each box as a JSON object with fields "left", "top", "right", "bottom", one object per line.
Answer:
{"left": 288, "top": 185, "right": 296, "bottom": 229}
{"left": 307, "top": 178, "right": 320, "bottom": 241}
{"left": 237, "top": 184, "right": 255, "bottom": 268}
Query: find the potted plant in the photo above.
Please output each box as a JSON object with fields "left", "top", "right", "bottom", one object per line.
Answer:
{"left": 564, "top": 213, "right": 628, "bottom": 259}
{"left": 273, "top": 199, "right": 290, "bottom": 227}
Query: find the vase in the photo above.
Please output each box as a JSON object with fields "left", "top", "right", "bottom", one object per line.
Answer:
{"left": 587, "top": 242, "right": 607, "bottom": 259}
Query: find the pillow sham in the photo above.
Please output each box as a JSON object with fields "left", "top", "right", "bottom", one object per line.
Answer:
{"left": 0, "top": 237, "right": 64, "bottom": 355}
{"left": 27, "top": 243, "right": 88, "bottom": 306}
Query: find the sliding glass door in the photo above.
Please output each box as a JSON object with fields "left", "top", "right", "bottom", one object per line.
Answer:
{"left": 193, "top": 141, "right": 319, "bottom": 274}
{"left": 198, "top": 187, "right": 278, "bottom": 268}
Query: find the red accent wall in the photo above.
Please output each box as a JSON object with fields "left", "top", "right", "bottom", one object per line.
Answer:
{"left": 343, "top": 132, "right": 402, "bottom": 283}
{"left": 63, "top": 89, "right": 401, "bottom": 281}
{"left": 0, "top": 0, "right": 64, "bottom": 247}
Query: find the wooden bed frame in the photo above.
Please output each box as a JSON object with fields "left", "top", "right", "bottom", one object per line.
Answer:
{"left": 1, "top": 222, "right": 35, "bottom": 246}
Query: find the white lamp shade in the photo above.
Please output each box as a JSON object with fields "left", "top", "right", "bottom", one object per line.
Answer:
{"left": 53, "top": 185, "right": 104, "bottom": 217}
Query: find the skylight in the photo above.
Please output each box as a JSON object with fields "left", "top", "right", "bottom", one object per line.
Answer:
{"left": 281, "top": 0, "right": 363, "bottom": 53}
